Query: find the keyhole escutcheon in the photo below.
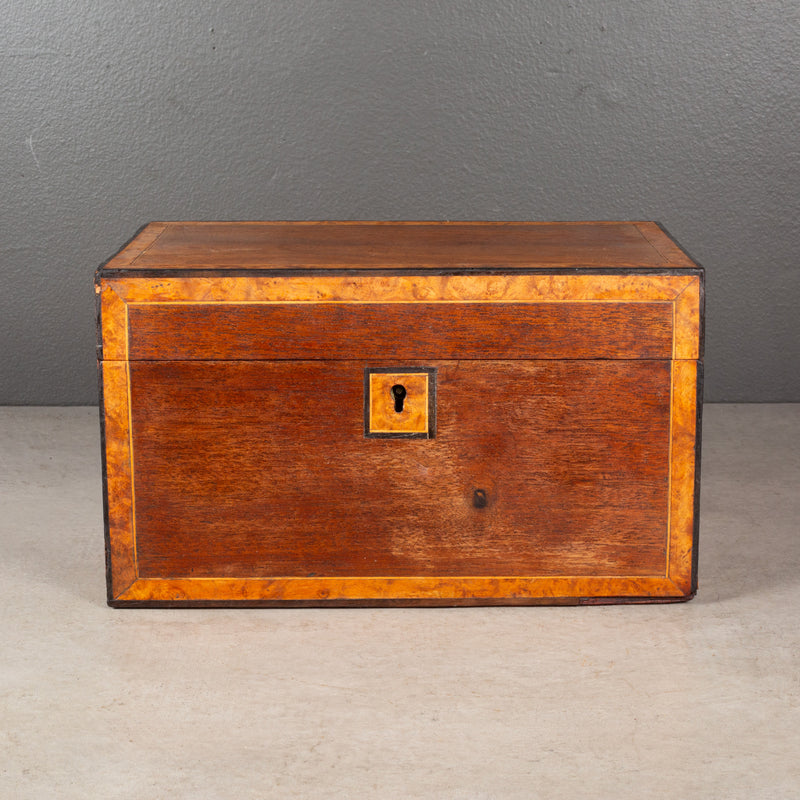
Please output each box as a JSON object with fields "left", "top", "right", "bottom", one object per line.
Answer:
{"left": 391, "top": 384, "right": 407, "bottom": 413}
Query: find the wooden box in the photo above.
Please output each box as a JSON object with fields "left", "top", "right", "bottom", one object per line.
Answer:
{"left": 96, "top": 221, "right": 703, "bottom": 607}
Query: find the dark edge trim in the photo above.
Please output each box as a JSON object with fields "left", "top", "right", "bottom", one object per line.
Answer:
{"left": 364, "top": 366, "right": 437, "bottom": 439}
{"left": 692, "top": 360, "right": 704, "bottom": 596}
{"left": 97, "top": 361, "right": 114, "bottom": 606}
{"left": 579, "top": 592, "right": 695, "bottom": 606}
{"left": 698, "top": 263, "right": 706, "bottom": 361}
{"left": 94, "top": 221, "right": 152, "bottom": 283}
{"left": 98, "top": 266, "right": 704, "bottom": 279}
{"left": 108, "top": 594, "right": 694, "bottom": 608}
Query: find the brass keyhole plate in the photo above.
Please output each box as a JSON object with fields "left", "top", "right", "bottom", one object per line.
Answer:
{"left": 364, "top": 367, "right": 436, "bottom": 439}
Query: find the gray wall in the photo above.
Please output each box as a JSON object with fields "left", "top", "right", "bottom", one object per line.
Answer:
{"left": 2, "top": 1, "right": 798, "bottom": 403}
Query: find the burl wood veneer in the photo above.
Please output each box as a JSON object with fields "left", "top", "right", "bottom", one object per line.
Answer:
{"left": 97, "top": 221, "right": 703, "bottom": 606}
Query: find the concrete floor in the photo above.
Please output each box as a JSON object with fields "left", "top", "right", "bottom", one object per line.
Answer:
{"left": 1, "top": 405, "right": 798, "bottom": 799}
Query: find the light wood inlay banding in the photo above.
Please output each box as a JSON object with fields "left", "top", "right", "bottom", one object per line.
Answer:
{"left": 101, "top": 361, "right": 137, "bottom": 596}
{"left": 99, "top": 287, "right": 128, "bottom": 361}
{"left": 115, "top": 576, "right": 687, "bottom": 604}
{"left": 104, "top": 273, "right": 695, "bottom": 306}
{"left": 673, "top": 278, "right": 702, "bottom": 360}
{"left": 667, "top": 360, "right": 699, "bottom": 593}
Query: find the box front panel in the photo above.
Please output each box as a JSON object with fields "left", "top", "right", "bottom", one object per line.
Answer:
{"left": 99, "top": 268, "right": 701, "bottom": 604}
{"left": 128, "top": 359, "right": 671, "bottom": 581}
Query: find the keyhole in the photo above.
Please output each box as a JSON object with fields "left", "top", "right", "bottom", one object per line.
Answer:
{"left": 391, "top": 384, "right": 407, "bottom": 413}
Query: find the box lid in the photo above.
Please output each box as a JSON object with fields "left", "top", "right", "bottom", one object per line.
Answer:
{"left": 97, "top": 220, "right": 700, "bottom": 276}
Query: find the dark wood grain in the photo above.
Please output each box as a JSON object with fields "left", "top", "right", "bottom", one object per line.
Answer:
{"left": 129, "top": 359, "right": 671, "bottom": 580}
{"left": 127, "top": 301, "right": 674, "bottom": 361}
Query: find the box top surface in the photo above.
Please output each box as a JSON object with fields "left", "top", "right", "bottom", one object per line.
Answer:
{"left": 98, "top": 221, "right": 699, "bottom": 274}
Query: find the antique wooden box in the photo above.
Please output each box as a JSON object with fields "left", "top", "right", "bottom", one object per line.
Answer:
{"left": 96, "top": 221, "right": 703, "bottom": 607}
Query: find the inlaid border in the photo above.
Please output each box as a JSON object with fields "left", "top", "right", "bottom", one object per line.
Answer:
{"left": 100, "top": 273, "right": 701, "bottom": 359}
{"left": 97, "top": 272, "right": 702, "bottom": 605}
{"left": 99, "top": 361, "right": 137, "bottom": 599}
{"left": 364, "top": 367, "right": 437, "bottom": 439}
{"left": 666, "top": 360, "right": 699, "bottom": 594}
{"left": 112, "top": 576, "right": 688, "bottom": 606}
